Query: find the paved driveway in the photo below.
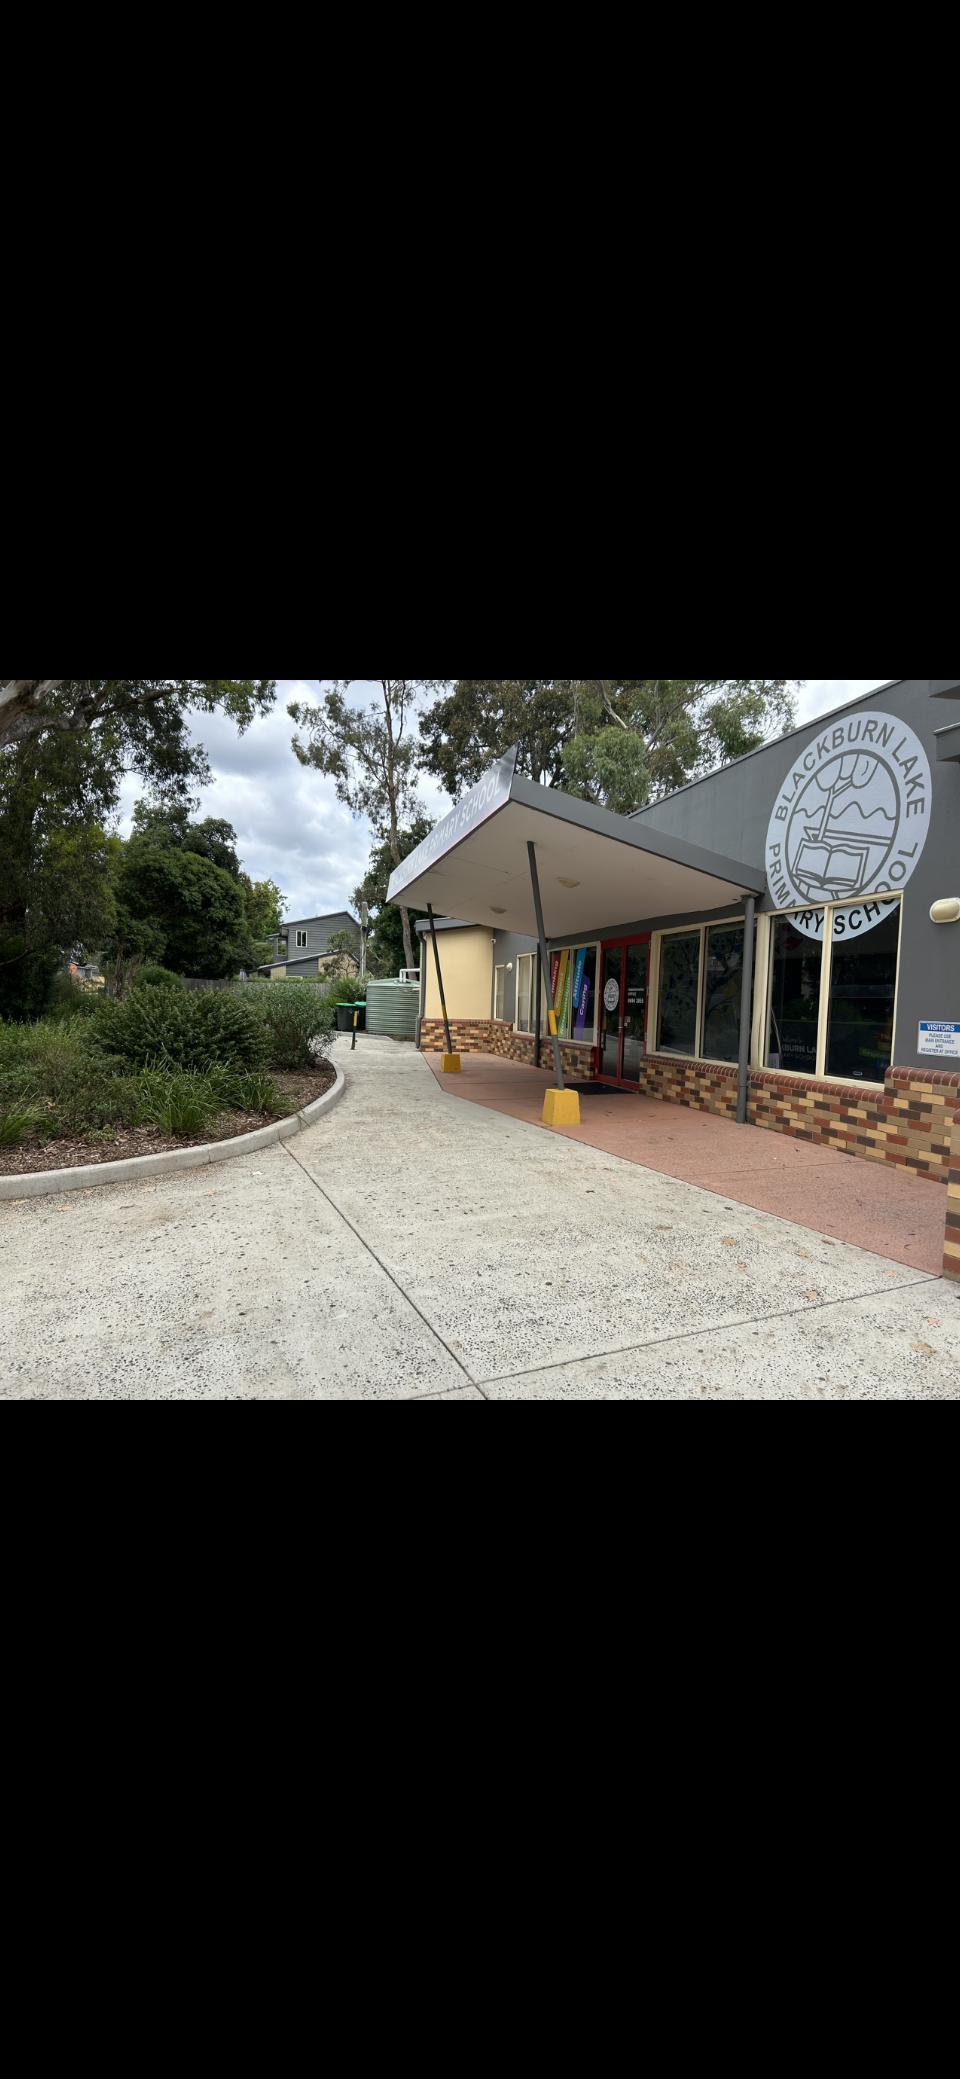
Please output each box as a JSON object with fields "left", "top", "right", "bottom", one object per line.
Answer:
{"left": 4, "top": 1037, "right": 958, "bottom": 1400}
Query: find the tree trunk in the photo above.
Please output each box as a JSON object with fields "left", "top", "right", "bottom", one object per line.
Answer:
{"left": 398, "top": 905, "right": 414, "bottom": 971}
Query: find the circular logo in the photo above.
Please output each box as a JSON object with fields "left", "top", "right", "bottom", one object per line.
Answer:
{"left": 765, "top": 711, "right": 930, "bottom": 940}
{"left": 603, "top": 977, "right": 620, "bottom": 1011}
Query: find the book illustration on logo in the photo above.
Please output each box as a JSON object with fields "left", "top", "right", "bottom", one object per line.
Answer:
{"left": 786, "top": 752, "right": 897, "bottom": 899}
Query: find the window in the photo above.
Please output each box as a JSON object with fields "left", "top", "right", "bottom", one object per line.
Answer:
{"left": 652, "top": 920, "right": 755, "bottom": 1064}
{"left": 515, "top": 946, "right": 598, "bottom": 1040}
{"left": 764, "top": 897, "right": 901, "bottom": 1082}
{"left": 296, "top": 930, "right": 308, "bottom": 948}
{"left": 701, "top": 924, "right": 748, "bottom": 1064}
{"left": 515, "top": 953, "right": 536, "bottom": 1033}
{"left": 825, "top": 901, "right": 900, "bottom": 1081}
{"left": 766, "top": 917, "right": 822, "bottom": 1075}
{"left": 657, "top": 933, "right": 700, "bottom": 1055}
{"left": 494, "top": 966, "right": 505, "bottom": 1019}
{"left": 544, "top": 945, "right": 599, "bottom": 1041}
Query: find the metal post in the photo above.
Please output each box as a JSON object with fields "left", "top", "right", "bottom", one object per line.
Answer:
{"left": 527, "top": 842, "right": 564, "bottom": 1090}
{"left": 737, "top": 896, "right": 756, "bottom": 1124}
{"left": 426, "top": 903, "right": 453, "bottom": 1056}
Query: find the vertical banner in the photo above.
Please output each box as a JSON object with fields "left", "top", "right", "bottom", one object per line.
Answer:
{"left": 558, "top": 958, "right": 572, "bottom": 1038}
{"left": 567, "top": 947, "right": 585, "bottom": 1040}
{"left": 550, "top": 954, "right": 561, "bottom": 1007}
{"left": 553, "top": 950, "right": 569, "bottom": 1037}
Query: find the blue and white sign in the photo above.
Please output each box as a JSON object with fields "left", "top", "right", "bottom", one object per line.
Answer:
{"left": 387, "top": 745, "right": 519, "bottom": 904}
{"left": 918, "top": 1021, "right": 960, "bottom": 1057}
{"left": 765, "top": 712, "right": 931, "bottom": 939}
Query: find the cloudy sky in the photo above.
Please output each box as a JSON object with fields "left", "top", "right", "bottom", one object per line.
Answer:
{"left": 114, "top": 679, "right": 894, "bottom": 922}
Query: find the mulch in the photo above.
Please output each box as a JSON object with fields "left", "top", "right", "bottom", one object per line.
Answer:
{"left": 0, "top": 1063, "right": 336, "bottom": 1176}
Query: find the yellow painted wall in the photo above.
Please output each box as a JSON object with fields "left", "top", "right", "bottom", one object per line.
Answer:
{"left": 422, "top": 927, "right": 492, "bottom": 1020}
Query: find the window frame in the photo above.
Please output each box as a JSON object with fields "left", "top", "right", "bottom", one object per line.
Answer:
{"left": 651, "top": 921, "right": 749, "bottom": 1068}
{"left": 537, "top": 943, "right": 600, "bottom": 1044}
{"left": 761, "top": 893, "right": 904, "bottom": 1087}
{"left": 296, "top": 929, "right": 308, "bottom": 949}
{"left": 494, "top": 964, "right": 506, "bottom": 1020}
{"left": 514, "top": 951, "right": 536, "bottom": 1034}
{"left": 649, "top": 899, "right": 902, "bottom": 1085}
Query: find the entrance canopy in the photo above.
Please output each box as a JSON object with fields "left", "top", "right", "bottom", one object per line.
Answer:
{"left": 388, "top": 747, "right": 765, "bottom": 940}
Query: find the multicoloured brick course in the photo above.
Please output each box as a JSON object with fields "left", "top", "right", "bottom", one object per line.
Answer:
{"left": 633, "top": 1056, "right": 960, "bottom": 1182}
{"left": 944, "top": 1109, "right": 960, "bottom": 1282}
{"left": 418, "top": 1018, "right": 598, "bottom": 1078}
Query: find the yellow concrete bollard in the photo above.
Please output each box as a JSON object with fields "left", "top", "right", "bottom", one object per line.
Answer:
{"left": 441, "top": 1053, "right": 461, "bottom": 1073}
{"left": 542, "top": 1088, "right": 580, "bottom": 1125}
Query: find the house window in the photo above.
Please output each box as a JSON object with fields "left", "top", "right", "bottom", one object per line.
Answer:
{"left": 765, "top": 896, "right": 901, "bottom": 1082}
{"left": 494, "top": 966, "right": 506, "bottom": 1020}
{"left": 296, "top": 930, "right": 308, "bottom": 948}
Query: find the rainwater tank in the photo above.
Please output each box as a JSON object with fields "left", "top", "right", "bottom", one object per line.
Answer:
{"left": 366, "top": 979, "right": 420, "bottom": 1039}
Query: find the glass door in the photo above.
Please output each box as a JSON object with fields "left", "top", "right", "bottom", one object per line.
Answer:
{"left": 621, "top": 945, "right": 648, "bottom": 1078}
{"left": 600, "top": 947, "right": 622, "bottom": 1078}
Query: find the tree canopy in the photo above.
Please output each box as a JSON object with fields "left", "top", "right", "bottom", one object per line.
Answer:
{"left": 0, "top": 680, "right": 276, "bottom": 1014}
{"left": 289, "top": 681, "right": 431, "bottom": 969}
{"left": 353, "top": 814, "right": 434, "bottom": 976}
{"left": 418, "top": 679, "right": 800, "bottom": 814}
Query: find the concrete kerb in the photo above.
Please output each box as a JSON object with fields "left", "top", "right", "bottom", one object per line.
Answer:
{"left": 0, "top": 1060, "right": 347, "bottom": 1200}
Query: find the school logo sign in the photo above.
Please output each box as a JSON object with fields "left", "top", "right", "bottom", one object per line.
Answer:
{"left": 765, "top": 712, "right": 930, "bottom": 940}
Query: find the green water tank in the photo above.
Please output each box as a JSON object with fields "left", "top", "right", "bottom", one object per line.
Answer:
{"left": 366, "top": 979, "right": 420, "bottom": 1039}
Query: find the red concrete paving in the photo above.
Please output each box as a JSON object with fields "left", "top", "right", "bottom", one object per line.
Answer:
{"left": 422, "top": 1051, "right": 945, "bottom": 1276}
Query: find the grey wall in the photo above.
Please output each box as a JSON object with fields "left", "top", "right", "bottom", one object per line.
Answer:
{"left": 631, "top": 679, "right": 960, "bottom": 1068}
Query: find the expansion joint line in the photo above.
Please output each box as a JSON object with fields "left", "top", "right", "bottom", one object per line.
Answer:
{"left": 282, "top": 1142, "right": 487, "bottom": 1399}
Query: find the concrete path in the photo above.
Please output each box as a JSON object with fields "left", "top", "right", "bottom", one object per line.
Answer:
{"left": 422, "top": 1052, "right": 947, "bottom": 1275}
{"left": 3, "top": 1036, "right": 958, "bottom": 1401}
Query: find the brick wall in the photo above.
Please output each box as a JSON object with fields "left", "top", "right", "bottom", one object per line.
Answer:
{"left": 419, "top": 1018, "right": 598, "bottom": 1079}
{"left": 633, "top": 1056, "right": 960, "bottom": 1183}
{"left": 944, "top": 1111, "right": 960, "bottom": 1281}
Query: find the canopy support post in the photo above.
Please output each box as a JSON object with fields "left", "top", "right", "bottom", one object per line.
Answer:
{"left": 427, "top": 903, "right": 458, "bottom": 1070}
{"left": 737, "top": 896, "right": 756, "bottom": 1125}
{"left": 527, "top": 844, "right": 579, "bottom": 1126}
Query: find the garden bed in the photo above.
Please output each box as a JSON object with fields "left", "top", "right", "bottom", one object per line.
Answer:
{"left": 0, "top": 1063, "right": 335, "bottom": 1175}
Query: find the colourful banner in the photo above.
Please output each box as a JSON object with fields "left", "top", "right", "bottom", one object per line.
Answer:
{"left": 550, "top": 954, "right": 561, "bottom": 1007}
{"left": 573, "top": 973, "right": 592, "bottom": 1039}
{"left": 570, "top": 947, "right": 586, "bottom": 1031}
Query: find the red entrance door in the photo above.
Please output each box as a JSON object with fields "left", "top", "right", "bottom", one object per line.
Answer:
{"left": 598, "top": 938, "right": 650, "bottom": 1083}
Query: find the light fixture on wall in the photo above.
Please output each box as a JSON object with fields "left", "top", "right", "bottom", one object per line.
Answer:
{"left": 491, "top": 906, "right": 506, "bottom": 914}
{"left": 930, "top": 898, "right": 960, "bottom": 923}
{"left": 557, "top": 877, "right": 580, "bottom": 888}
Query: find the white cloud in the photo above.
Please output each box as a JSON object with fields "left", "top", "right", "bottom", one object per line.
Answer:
{"left": 113, "top": 680, "right": 451, "bottom": 922}
{"left": 794, "top": 679, "right": 895, "bottom": 727}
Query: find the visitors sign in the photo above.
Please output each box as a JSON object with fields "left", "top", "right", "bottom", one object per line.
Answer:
{"left": 918, "top": 1022, "right": 960, "bottom": 1057}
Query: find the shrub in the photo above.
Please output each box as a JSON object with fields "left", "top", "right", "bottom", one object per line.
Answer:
{"left": 95, "top": 987, "right": 269, "bottom": 1071}
{"left": 0, "top": 1100, "right": 46, "bottom": 1146}
{"left": 136, "top": 966, "right": 185, "bottom": 994}
{"left": 246, "top": 980, "right": 334, "bottom": 1070}
{"left": 134, "top": 1069, "right": 220, "bottom": 1137}
{"left": 0, "top": 936, "right": 60, "bottom": 1022}
{"left": 46, "top": 977, "right": 103, "bottom": 1021}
